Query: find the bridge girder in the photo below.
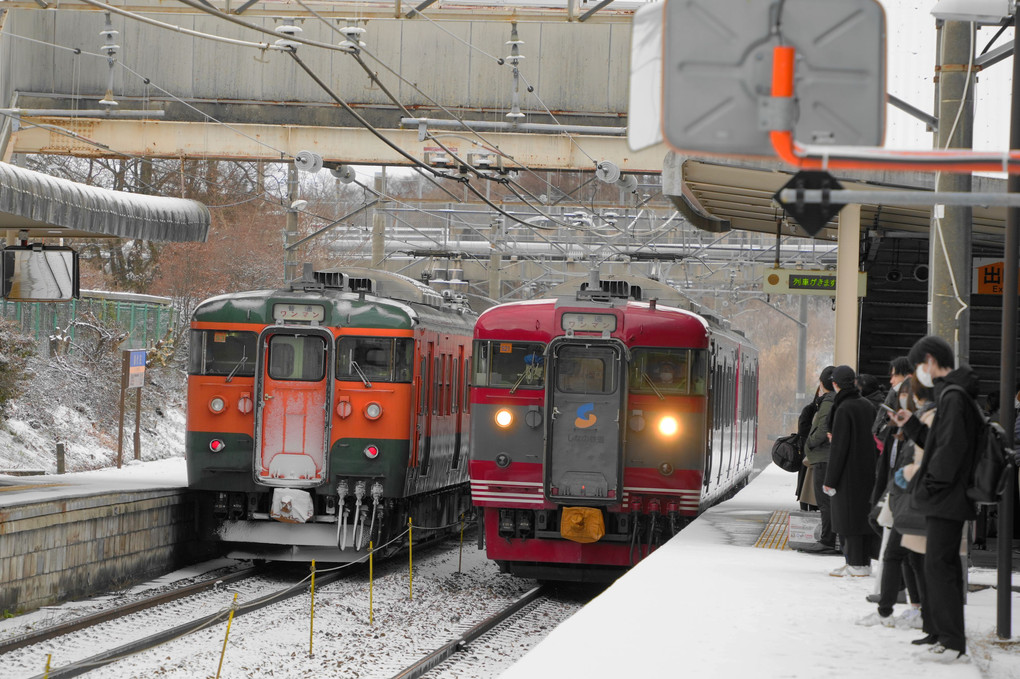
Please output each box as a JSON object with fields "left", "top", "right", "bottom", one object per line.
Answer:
{"left": 10, "top": 117, "right": 667, "bottom": 172}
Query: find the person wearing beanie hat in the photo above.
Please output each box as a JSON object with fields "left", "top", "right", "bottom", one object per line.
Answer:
{"left": 799, "top": 366, "right": 838, "bottom": 553}
{"left": 824, "top": 365, "right": 879, "bottom": 577}
{"left": 832, "top": 365, "right": 856, "bottom": 391}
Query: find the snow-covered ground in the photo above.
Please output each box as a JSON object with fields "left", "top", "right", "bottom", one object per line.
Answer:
{"left": 1, "top": 536, "right": 585, "bottom": 679}
{"left": 503, "top": 466, "right": 1020, "bottom": 678}
{"left": 0, "top": 353, "right": 186, "bottom": 474}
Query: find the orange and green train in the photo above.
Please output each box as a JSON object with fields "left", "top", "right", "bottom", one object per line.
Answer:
{"left": 186, "top": 266, "right": 478, "bottom": 561}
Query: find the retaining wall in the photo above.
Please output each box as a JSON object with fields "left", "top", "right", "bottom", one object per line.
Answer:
{"left": 0, "top": 489, "right": 210, "bottom": 615}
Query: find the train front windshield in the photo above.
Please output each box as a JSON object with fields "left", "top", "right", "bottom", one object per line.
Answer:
{"left": 336, "top": 337, "right": 414, "bottom": 383}
{"left": 189, "top": 330, "right": 257, "bottom": 377}
{"left": 472, "top": 341, "right": 545, "bottom": 390}
{"left": 629, "top": 348, "right": 708, "bottom": 395}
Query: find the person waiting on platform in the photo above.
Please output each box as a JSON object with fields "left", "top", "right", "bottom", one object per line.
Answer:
{"left": 891, "top": 335, "right": 979, "bottom": 664}
{"left": 823, "top": 365, "right": 878, "bottom": 577}
{"left": 799, "top": 366, "right": 838, "bottom": 554}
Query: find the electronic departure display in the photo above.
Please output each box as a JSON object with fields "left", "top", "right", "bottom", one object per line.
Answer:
{"left": 561, "top": 312, "right": 617, "bottom": 332}
{"left": 273, "top": 303, "right": 325, "bottom": 322}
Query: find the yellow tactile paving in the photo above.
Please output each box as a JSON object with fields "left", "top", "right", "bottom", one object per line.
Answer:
{"left": 754, "top": 510, "right": 790, "bottom": 550}
{"left": 0, "top": 483, "right": 66, "bottom": 493}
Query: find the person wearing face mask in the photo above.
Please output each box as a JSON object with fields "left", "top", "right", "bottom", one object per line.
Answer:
{"left": 800, "top": 366, "right": 838, "bottom": 554}
{"left": 890, "top": 335, "right": 979, "bottom": 664}
{"left": 822, "top": 365, "right": 878, "bottom": 577}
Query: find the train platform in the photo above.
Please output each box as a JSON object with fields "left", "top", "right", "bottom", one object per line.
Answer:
{"left": 0, "top": 457, "right": 187, "bottom": 508}
{"left": 0, "top": 458, "right": 202, "bottom": 616}
{"left": 501, "top": 465, "right": 1020, "bottom": 679}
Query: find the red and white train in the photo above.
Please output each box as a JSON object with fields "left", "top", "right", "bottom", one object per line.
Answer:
{"left": 468, "top": 274, "right": 758, "bottom": 580}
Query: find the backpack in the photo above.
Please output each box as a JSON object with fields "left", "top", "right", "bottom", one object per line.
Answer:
{"left": 941, "top": 384, "right": 1013, "bottom": 506}
{"left": 771, "top": 433, "right": 803, "bottom": 473}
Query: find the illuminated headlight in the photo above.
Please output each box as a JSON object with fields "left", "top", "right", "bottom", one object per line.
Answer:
{"left": 363, "top": 444, "right": 380, "bottom": 459}
{"left": 658, "top": 416, "right": 679, "bottom": 437}
{"left": 495, "top": 408, "right": 514, "bottom": 428}
{"left": 364, "top": 402, "right": 383, "bottom": 420}
{"left": 209, "top": 439, "right": 226, "bottom": 453}
{"left": 209, "top": 397, "right": 227, "bottom": 414}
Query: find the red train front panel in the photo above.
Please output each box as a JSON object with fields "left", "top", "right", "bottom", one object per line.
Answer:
{"left": 468, "top": 295, "right": 755, "bottom": 579}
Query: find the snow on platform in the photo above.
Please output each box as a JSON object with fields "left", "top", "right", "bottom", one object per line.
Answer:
{"left": 0, "top": 457, "right": 187, "bottom": 508}
{"left": 501, "top": 465, "right": 1020, "bottom": 679}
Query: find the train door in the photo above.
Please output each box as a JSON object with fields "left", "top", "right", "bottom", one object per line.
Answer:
{"left": 544, "top": 340, "right": 626, "bottom": 502}
{"left": 705, "top": 341, "right": 716, "bottom": 490}
{"left": 452, "top": 346, "right": 464, "bottom": 469}
{"left": 253, "top": 326, "right": 333, "bottom": 487}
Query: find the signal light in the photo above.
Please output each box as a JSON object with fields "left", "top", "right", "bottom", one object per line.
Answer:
{"left": 658, "top": 415, "right": 679, "bottom": 437}
{"left": 363, "top": 444, "right": 380, "bottom": 459}
{"left": 495, "top": 408, "right": 513, "bottom": 428}
{"left": 209, "top": 439, "right": 226, "bottom": 453}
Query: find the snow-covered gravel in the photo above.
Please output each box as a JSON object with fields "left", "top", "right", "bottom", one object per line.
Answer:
{"left": 2, "top": 538, "right": 589, "bottom": 679}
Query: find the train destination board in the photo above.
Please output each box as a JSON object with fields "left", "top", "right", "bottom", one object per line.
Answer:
{"left": 561, "top": 312, "right": 617, "bottom": 332}
{"left": 763, "top": 268, "right": 867, "bottom": 297}
{"left": 273, "top": 303, "right": 325, "bottom": 322}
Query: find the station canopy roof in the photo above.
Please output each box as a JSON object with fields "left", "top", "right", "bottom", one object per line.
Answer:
{"left": 0, "top": 162, "right": 209, "bottom": 242}
{"left": 663, "top": 154, "right": 1007, "bottom": 245}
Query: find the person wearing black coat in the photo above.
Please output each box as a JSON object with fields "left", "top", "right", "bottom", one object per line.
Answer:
{"left": 823, "top": 365, "right": 878, "bottom": 577}
{"left": 795, "top": 389, "right": 821, "bottom": 510}
{"left": 893, "top": 336, "right": 979, "bottom": 663}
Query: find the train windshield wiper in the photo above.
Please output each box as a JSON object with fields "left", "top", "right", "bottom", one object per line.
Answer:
{"left": 642, "top": 371, "right": 665, "bottom": 400}
{"left": 351, "top": 361, "right": 373, "bottom": 388}
{"left": 225, "top": 349, "right": 247, "bottom": 383}
{"left": 509, "top": 371, "right": 528, "bottom": 395}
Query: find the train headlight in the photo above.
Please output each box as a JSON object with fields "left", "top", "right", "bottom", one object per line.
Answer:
{"left": 495, "top": 408, "right": 514, "bottom": 428}
{"left": 363, "top": 444, "right": 380, "bottom": 459}
{"left": 658, "top": 415, "right": 679, "bottom": 437}
{"left": 209, "top": 396, "right": 227, "bottom": 414}
{"left": 364, "top": 402, "right": 383, "bottom": 420}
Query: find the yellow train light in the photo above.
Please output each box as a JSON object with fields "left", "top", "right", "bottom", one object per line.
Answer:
{"left": 658, "top": 415, "right": 679, "bottom": 437}
{"left": 495, "top": 408, "right": 514, "bottom": 428}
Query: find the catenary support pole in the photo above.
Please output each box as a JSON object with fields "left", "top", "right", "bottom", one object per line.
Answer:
{"left": 996, "top": 9, "right": 1020, "bottom": 642}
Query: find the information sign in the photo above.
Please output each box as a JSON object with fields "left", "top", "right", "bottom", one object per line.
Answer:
{"left": 763, "top": 268, "right": 867, "bottom": 297}
{"left": 128, "top": 349, "right": 146, "bottom": 389}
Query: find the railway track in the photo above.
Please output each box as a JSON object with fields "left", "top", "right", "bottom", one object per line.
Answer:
{"left": 8, "top": 565, "right": 349, "bottom": 679}
{"left": 391, "top": 584, "right": 547, "bottom": 679}
{"left": 0, "top": 565, "right": 261, "bottom": 656}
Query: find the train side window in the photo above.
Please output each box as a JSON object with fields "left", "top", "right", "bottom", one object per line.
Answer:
{"left": 690, "top": 350, "right": 708, "bottom": 395}
{"left": 189, "top": 330, "right": 257, "bottom": 377}
{"left": 472, "top": 341, "right": 490, "bottom": 387}
{"left": 433, "top": 356, "right": 440, "bottom": 415}
{"left": 464, "top": 356, "right": 472, "bottom": 413}
{"left": 452, "top": 356, "right": 459, "bottom": 414}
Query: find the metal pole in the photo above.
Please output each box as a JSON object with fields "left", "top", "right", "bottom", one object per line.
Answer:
{"left": 995, "top": 9, "right": 1020, "bottom": 642}
{"left": 931, "top": 20, "right": 974, "bottom": 359}
{"left": 372, "top": 169, "right": 386, "bottom": 268}
{"left": 796, "top": 295, "right": 808, "bottom": 399}
{"left": 133, "top": 384, "right": 142, "bottom": 461}
{"left": 285, "top": 163, "right": 299, "bottom": 282}
{"left": 116, "top": 352, "right": 128, "bottom": 469}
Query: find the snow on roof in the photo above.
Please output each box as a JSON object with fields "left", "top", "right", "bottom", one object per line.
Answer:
{"left": 0, "top": 162, "right": 209, "bottom": 242}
